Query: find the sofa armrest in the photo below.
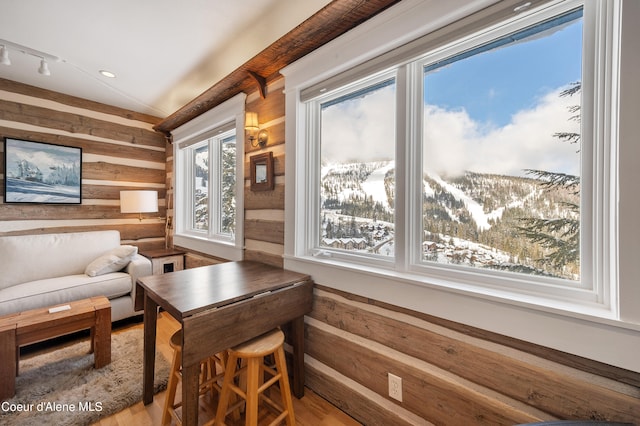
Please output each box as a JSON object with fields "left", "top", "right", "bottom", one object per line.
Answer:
{"left": 125, "top": 254, "right": 152, "bottom": 309}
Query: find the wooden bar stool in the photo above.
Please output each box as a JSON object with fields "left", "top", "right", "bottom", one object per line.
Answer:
{"left": 162, "top": 330, "right": 227, "bottom": 425}
{"left": 215, "top": 328, "right": 296, "bottom": 426}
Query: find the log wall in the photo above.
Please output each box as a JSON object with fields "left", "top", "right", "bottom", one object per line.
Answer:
{"left": 242, "top": 78, "right": 286, "bottom": 267}
{"left": 0, "top": 78, "right": 167, "bottom": 250}
{"left": 308, "top": 286, "right": 640, "bottom": 425}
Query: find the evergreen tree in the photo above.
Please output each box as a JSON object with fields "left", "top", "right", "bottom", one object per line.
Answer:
{"left": 517, "top": 82, "right": 581, "bottom": 272}
{"left": 221, "top": 141, "right": 236, "bottom": 234}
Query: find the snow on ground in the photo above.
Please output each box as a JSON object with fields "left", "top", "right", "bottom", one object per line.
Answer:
{"left": 430, "top": 174, "right": 492, "bottom": 230}
{"left": 361, "top": 162, "right": 394, "bottom": 210}
{"left": 423, "top": 179, "right": 435, "bottom": 198}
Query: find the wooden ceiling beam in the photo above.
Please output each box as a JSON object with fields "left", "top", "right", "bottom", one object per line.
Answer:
{"left": 154, "top": 0, "right": 401, "bottom": 135}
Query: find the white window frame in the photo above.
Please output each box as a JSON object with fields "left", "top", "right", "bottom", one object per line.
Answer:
{"left": 173, "top": 93, "right": 246, "bottom": 260}
{"left": 283, "top": 0, "right": 640, "bottom": 373}
{"left": 408, "top": 4, "right": 595, "bottom": 303}
{"left": 312, "top": 70, "right": 399, "bottom": 269}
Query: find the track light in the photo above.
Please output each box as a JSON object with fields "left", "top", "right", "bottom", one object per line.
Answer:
{"left": 38, "top": 59, "right": 50, "bottom": 76}
{"left": 0, "top": 46, "right": 10, "bottom": 66}
{"left": 0, "top": 39, "right": 60, "bottom": 76}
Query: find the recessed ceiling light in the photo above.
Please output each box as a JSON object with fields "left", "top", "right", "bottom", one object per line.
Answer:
{"left": 99, "top": 70, "right": 116, "bottom": 78}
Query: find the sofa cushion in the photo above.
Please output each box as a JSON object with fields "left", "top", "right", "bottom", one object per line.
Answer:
{"left": 0, "top": 272, "right": 132, "bottom": 316}
{"left": 0, "top": 230, "right": 121, "bottom": 290}
{"left": 85, "top": 245, "right": 138, "bottom": 277}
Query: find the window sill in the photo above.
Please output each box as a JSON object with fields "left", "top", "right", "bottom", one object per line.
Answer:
{"left": 174, "top": 234, "right": 243, "bottom": 261}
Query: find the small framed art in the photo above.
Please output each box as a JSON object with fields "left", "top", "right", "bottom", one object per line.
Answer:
{"left": 250, "top": 151, "right": 274, "bottom": 191}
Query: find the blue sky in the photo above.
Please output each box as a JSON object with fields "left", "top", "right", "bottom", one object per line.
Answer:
{"left": 321, "top": 12, "right": 584, "bottom": 177}
{"left": 424, "top": 17, "right": 583, "bottom": 128}
{"left": 421, "top": 14, "right": 583, "bottom": 177}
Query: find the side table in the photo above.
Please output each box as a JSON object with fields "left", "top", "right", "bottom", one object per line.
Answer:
{"left": 140, "top": 248, "right": 186, "bottom": 275}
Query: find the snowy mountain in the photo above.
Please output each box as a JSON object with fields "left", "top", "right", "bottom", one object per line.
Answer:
{"left": 320, "top": 160, "right": 580, "bottom": 280}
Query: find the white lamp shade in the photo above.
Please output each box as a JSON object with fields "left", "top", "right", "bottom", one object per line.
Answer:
{"left": 120, "top": 190, "right": 158, "bottom": 213}
{"left": 245, "top": 112, "right": 259, "bottom": 131}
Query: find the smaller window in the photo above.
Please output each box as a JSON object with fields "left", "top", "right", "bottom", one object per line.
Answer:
{"left": 181, "top": 127, "right": 236, "bottom": 240}
{"left": 172, "top": 93, "right": 245, "bottom": 261}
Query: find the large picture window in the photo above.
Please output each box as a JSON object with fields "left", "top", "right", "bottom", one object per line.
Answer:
{"left": 289, "top": 0, "right": 619, "bottom": 311}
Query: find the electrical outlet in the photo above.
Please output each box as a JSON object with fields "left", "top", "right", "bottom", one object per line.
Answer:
{"left": 388, "top": 373, "right": 403, "bottom": 402}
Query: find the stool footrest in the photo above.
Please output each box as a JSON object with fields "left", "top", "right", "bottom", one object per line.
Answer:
{"left": 267, "top": 411, "right": 289, "bottom": 426}
{"left": 258, "top": 374, "right": 281, "bottom": 394}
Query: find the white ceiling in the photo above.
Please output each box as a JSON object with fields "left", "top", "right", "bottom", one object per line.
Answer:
{"left": 0, "top": 0, "right": 332, "bottom": 118}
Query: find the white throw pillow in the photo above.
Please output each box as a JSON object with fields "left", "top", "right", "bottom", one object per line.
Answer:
{"left": 85, "top": 245, "right": 138, "bottom": 277}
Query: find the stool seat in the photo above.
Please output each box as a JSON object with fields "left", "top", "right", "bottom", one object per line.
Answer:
{"left": 215, "top": 329, "right": 296, "bottom": 426}
{"left": 162, "top": 330, "right": 227, "bottom": 426}
{"left": 231, "top": 328, "right": 285, "bottom": 356}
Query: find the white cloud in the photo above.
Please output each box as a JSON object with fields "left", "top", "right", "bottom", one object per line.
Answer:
{"left": 321, "top": 85, "right": 395, "bottom": 163}
{"left": 320, "top": 84, "right": 581, "bottom": 179}
{"left": 424, "top": 87, "right": 581, "bottom": 177}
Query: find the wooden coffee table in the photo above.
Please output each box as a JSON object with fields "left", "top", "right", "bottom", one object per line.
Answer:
{"left": 0, "top": 296, "right": 111, "bottom": 401}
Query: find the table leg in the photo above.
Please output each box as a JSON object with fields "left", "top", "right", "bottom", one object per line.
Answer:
{"left": 93, "top": 301, "right": 111, "bottom": 368}
{"left": 0, "top": 327, "right": 16, "bottom": 401}
{"left": 181, "top": 361, "right": 201, "bottom": 426}
{"left": 291, "top": 315, "right": 305, "bottom": 398}
{"left": 142, "top": 293, "right": 158, "bottom": 405}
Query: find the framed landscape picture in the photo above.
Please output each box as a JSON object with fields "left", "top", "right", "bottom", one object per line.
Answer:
{"left": 3, "top": 138, "right": 82, "bottom": 204}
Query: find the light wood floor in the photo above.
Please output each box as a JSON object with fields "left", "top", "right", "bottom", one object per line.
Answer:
{"left": 84, "top": 312, "right": 362, "bottom": 426}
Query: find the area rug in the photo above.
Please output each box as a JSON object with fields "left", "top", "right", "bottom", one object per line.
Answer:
{"left": 0, "top": 328, "right": 171, "bottom": 426}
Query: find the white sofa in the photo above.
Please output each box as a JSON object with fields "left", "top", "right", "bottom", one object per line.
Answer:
{"left": 0, "top": 230, "right": 152, "bottom": 321}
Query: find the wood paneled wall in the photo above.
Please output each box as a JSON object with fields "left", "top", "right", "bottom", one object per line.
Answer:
{"left": 0, "top": 79, "right": 167, "bottom": 250}
{"left": 308, "top": 286, "right": 640, "bottom": 425}
{"left": 243, "top": 78, "right": 286, "bottom": 267}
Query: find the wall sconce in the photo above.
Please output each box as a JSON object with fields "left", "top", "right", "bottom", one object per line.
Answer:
{"left": 245, "top": 112, "right": 268, "bottom": 148}
{"left": 120, "top": 190, "right": 158, "bottom": 221}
